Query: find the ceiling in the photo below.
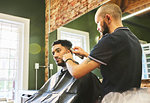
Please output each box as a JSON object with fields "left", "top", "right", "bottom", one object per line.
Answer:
{"left": 111, "top": 0, "right": 150, "bottom": 32}
{"left": 111, "top": 0, "right": 150, "bottom": 14}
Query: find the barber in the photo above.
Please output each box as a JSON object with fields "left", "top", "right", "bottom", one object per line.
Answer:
{"left": 63, "top": 2, "right": 142, "bottom": 98}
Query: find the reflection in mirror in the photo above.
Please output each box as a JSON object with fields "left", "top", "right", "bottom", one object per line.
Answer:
{"left": 57, "top": 27, "right": 89, "bottom": 71}
{"left": 49, "top": 1, "right": 150, "bottom": 86}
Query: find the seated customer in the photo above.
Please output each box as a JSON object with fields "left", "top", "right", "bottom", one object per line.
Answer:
{"left": 25, "top": 40, "right": 102, "bottom": 103}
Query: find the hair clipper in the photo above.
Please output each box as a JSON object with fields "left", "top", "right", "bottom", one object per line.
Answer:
{"left": 70, "top": 48, "right": 84, "bottom": 59}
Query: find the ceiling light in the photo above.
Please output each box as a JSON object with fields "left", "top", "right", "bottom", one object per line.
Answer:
{"left": 122, "top": 7, "right": 150, "bottom": 20}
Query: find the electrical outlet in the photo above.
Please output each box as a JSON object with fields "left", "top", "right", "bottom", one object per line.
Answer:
{"left": 50, "top": 64, "right": 53, "bottom": 70}
{"left": 35, "top": 63, "right": 39, "bottom": 69}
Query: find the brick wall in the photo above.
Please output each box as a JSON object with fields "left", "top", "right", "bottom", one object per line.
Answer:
{"left": 49, "top": 0, "right": 110, "bottom": 32}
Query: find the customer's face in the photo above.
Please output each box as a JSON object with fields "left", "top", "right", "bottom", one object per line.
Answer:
{"left": 52, "top": 44, "right": 69, "bottom": 67}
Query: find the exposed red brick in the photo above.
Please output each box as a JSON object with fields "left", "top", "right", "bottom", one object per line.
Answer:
{"left": 47, "top": 0, "right": 110, "bottom": 33}
{"left": 81, "top": 0, "right": 87, "bottom": 3}
{"left": 68, "top": 0, "right": 74, "bottom": 3}
{"left": 70, "top": 0, "right": 78, "bottom": 6}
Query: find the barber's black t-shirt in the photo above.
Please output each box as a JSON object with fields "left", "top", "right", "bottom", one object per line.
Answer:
{"left": 89, "top": 27, "right": 142, "bottom": 97}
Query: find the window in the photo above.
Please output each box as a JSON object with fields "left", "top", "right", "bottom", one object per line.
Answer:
{"left": 141, "top": 43, "right": 150, "bottom": 79}
{"left": 0, "top": 13, "right": 29, "bottom": 102}
{"left": 57, "top": 27, "right": 89, "bottom": 69}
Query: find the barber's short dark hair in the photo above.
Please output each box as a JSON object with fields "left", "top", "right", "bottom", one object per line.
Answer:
{"left": 52, "top": 40, "right": 72, "bottom": 50}
{"left": 99, "top": 3, "right": 122, "bottom": 19}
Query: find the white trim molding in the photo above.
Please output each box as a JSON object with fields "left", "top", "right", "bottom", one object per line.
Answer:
{"left": 0, "top": 13, "right": 30, "bottom": 90}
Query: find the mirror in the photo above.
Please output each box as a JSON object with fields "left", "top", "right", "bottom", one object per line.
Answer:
{"left": 49, "top": 1, "right": 150, "bottom": 79}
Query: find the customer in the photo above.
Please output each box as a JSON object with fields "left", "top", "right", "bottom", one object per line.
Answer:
{"left": 25, "top": 40, "right": 102, "bottom": 103}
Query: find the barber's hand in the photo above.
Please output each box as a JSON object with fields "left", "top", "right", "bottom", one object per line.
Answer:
{"left": 73, "top": 46, "right": 89, "bottom": 57}
{"left": 63, "top": 52, "right": 73, "bottom": 62}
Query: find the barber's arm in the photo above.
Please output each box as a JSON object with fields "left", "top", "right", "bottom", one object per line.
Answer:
{"left": 63, "top": 46, "right": 100, "bottom": 79}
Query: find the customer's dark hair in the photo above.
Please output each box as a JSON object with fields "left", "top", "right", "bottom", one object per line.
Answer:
{"left": 52, "top": 40, "right": 72, "bottom": 50}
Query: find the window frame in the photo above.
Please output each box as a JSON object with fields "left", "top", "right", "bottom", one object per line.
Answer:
{"left": 0, "top": 13, "right": 30, "bottom": 91}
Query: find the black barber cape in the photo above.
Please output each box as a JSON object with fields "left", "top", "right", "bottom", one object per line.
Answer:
{"left": 25, "top": 69, "right": 102, "bottom": 103}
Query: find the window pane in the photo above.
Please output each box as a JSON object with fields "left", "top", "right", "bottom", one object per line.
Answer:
{"left": 0, "top": 48, "right": 10, "bottom": 58}
{"left": 143, "top": 46, "right": 150, "bottom": 51}
{"left": 0, "top": 39, "right": 18, "bottom": 49}
{"left": 7, "top": 81, "right": 13, "bottom": 91}
{"left": 143, "top": 69, "right": 147, "bottom": 73}
{"left": 10, "top": 59, "right": 17, "bottom": 69}
{"left": 149, "top": 74, "right": 150, "bottom": 78}
{"left": 0, "top": 81, "right": 13, "bottom": 91}
{"left": 146, "top": 54, "right": 150, "bottom": 58}
{"left": 0, "top": 59, "right": 9, "bottom": 69}
{"left": 147, "top": 59, "right": 150, "bottom": 62}
{"left": 8, "top": 70, "right": 16, "bottom": 80}
{"left": 10, "top": 49, "right": 17, "bottom": 58}
{"left": 144, "top": 74, "right": 148, "bottom": 79}
{"left": 0, "top": 70, "right": 16, "bottom": 80}
{"left": 1, "top": 31, "right": 18, "bottom": 41}
{"left": 147, "top": 64, "right": 150, "bottom": 68}
{"left": 0, "top": 21, "right": 20, "bottom": 101}
{"left": 0, "top": 81, "right": 14, "bottom": 99}
{"left": 0, "top": 81, "right": 5, "bottom": 91}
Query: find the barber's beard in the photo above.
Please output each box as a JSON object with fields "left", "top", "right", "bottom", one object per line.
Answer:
{"left": 102, "top": 21, "right": 109, "bottom": 35}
